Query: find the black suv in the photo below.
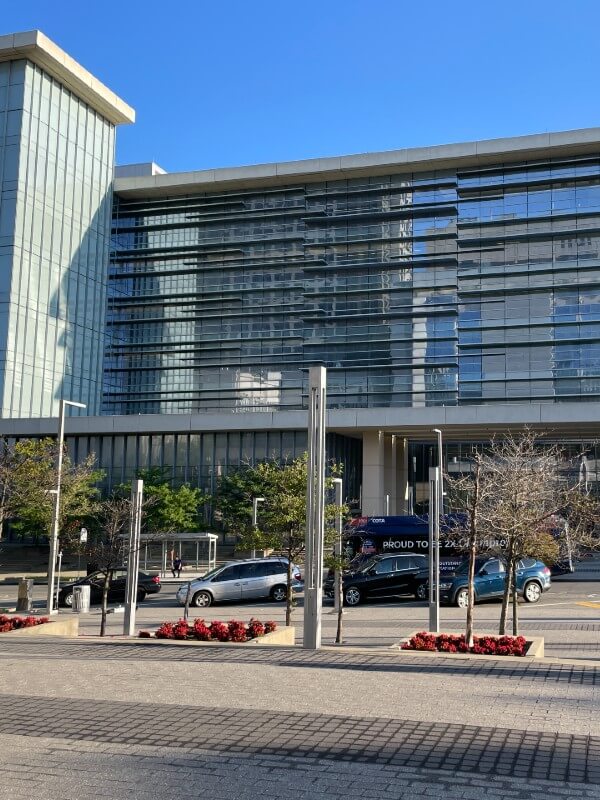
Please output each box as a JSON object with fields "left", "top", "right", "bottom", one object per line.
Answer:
{"left": 324, "top": 554, "right": 428, "bottom": 606}
{"left": 58, "top": 568, "right": 161, "bottom": 607}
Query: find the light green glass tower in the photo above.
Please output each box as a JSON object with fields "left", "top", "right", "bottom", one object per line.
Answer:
{"left": 0, "top": 31, "right": 134, "bottom": 417}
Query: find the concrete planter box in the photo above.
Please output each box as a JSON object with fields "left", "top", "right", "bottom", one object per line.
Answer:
{"left": 136, "top": 626, "right": 296, "bottom": 647}
{"left": 1, "top": 617, "right": 79, "bottom": 638}
{"left": 396, "top": 631, "right": 544, "bottom": 659}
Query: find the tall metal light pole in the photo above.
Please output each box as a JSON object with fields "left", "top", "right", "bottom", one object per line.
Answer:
{"left": 45, "top": 399, "right": 86, "bottom": 615}
{"left": 428, "top": 466, "right": 440, "bottom": 633}
{"left": 303, "top": 365, "right": 326, "bottom": 650}
{"left": 124, "top": 479, "right": 144, "bottom": 636}
{"left": 428, "top": 428, "right": 443, "bottom": 634}
{"left": 433, "top": 428, "right": 444, "bottom": 515}
{"left": 251, "top": 497, "right": 265, "bottom": 559}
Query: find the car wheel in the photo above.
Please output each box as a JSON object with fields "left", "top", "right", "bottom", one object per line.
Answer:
{"left": 192, "top": 591, "right": 212, "bottom": 608}
{"left": 523, "top": 581, "right": 542, "bottom": 603}
{"left": 415, "top": 582, "right": 428, "bottom": 601}
{"left": 344, "top": 586, "right": 361, "bottom": 606}
{"left": 63, "top": 593, "right": 73, "bottom": 608}
{"left": 455, "top": 588, "right": 469, "bottom": 609}
{"left": 136, "top": 589, "right": 146, "bottom": 603}
{"left": 270, "top": 584, "right": 287, "bottom": 602}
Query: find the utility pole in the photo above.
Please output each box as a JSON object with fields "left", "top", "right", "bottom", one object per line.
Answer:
{"left": 303, "top": 366, "right": 326, "bottom": 650}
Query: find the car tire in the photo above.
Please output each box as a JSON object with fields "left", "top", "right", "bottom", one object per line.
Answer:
{"left": 455, "top": 588, "right": 469, "bottom": 609}
{"left": 270, "top": 584, "right": 287, "bottom": 602}
{"left": 62, "top": 593, "right": 73, "bottom": 608}
{"left": 136, "top": 589, "right": 146, "bottom": 603}
{"left": 344, "top": 586, "right": 362, "bottom": 606}
{"left": 523, "top": 580, "right": 542, "bottom": 603}
{"left": 192, "top": 591, "right": 212, "bottom": 608}
{"left": 415, "top": 582, "right": 428, "bottom": 601}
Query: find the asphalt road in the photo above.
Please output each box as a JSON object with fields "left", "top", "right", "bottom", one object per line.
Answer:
{"left": 3, "top": 558, "right": 598, "bottom": 658}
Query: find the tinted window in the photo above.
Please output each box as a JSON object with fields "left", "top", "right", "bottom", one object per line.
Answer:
{"left": 394, "top": 556, "right": 413, "bottom": 570}
{"left": 264, "top": 561, "right": 287, "bottom": 576}
{"left": 409, "top": 556, "right": 427, "bottom": 569}
{"left": 211, "top": 565, "right": 241, "bottom": 582}
{"left": 238, "top": 563, "right": 269, "bottom": 579}
{"left": 374, "top": 558, "right": 395, "bottom": 575}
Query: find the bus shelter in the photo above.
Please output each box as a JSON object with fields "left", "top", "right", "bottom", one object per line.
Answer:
{"left": 138, "top": 532, "right": 218, "bottom": 578}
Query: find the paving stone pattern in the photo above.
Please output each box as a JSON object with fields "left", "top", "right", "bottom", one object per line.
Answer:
{"left": 0, "top": 690, "right": 598, "bottom": 785}
{"left": 1, "top": 638, "right": 600, "bottom": 799}
{"left": 2, "top": 736, "right": 600, "bottom": 800}
{"left": 2, "top": 637, "right": 599, "bottom": 685}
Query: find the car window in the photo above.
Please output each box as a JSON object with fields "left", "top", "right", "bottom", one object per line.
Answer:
{"left": 211, "top": 565, "right": 241, "bottom": 582}
{"left": 394, "top": 557, "right": 412, "bottom": 570}
{"left": 409, "top": 556, "right": 427, "bottom": 569}
{"left": 374, "top": 558, "right": 394, "bottom": 575}
{"left": 517, "top": 558, "right": 536, "bottom": 570}
{"left": 482, "top": 560, "right": 504, "bottom": 574}
{"left": 264, "top": 561, "right": 286, "bottom": 576}
{"left": 238, "top": 563, "right": 269, "bottom": 579}
{"left": 111, "top": 570, "right": 127, "bottom": 580}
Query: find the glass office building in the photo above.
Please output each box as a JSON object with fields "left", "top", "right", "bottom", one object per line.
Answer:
{"left": 3, "top": 30, "right": 600, "bottom": 517}
{"left": 107, "top": 152, "right": 600, "bottom": 415}
{"left": 0, "top": 31, "right": 134, "bottom": 418}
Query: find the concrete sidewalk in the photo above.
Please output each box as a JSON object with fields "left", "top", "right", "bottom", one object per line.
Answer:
{"left": 0, "top": 637, "right": 598, "bottom": 798}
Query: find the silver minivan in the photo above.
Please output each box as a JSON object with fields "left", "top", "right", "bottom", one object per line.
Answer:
{"left": 176, "top": 558, "right": 303, "bottom": 608}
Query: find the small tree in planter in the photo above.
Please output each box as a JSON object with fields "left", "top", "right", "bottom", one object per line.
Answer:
{"left": 448, "top": 431, "right": 599, "bottom": 638}
{"left": 214, "top": 455, "right": 345, "bottom": 627}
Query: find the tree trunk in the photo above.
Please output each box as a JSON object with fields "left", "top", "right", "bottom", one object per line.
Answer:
{"left": 100, "top": 574, "right": 110, "bottom": 637}
{"left": 335, "top": 559, "right": 343, "bottom": 645}
{"left": 498, "top": 546, "right": 513, "bottom": 635}
{"left": 511, "top": 562, "right": 519, "bottom": 636}
{"left": 183, "top": 581, "right": 192, "bottom": 622}
{"left": 466, "top": 539, "right": 476, "bottom": 647}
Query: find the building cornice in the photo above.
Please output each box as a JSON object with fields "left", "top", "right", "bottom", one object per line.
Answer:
{"left": 0, "top": 30, "right": 135, "bottom": 125}
{"left": 114, "top": 127, "right": 600, "bottom": 198}
{"left": 2, "top": 402, "right": 600, "bottom": 441}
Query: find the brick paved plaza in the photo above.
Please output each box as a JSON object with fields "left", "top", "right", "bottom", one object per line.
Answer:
{"left": 0, "top": 636, "right": 599, "bottom": 799}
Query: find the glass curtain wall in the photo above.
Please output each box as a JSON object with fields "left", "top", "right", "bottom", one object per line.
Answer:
{"left": 0, "top": 59, "right": 114, "bottom": 417}
{"left": 107, "top": 152, "right": 600, "bottom": 414}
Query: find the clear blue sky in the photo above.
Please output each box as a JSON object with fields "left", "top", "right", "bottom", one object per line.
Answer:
{"left": 4, "top": 0, "right": 600, "bottom": 173}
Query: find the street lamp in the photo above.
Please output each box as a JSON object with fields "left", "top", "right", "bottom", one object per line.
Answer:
{"left": 45, "top": 399, "right": 86, "bottom": 615}
{"left": 251, "top": 497, "right": 265, "bottom": 559}
{"left": 428, "top": 428, "right": 443, "bottom": 634}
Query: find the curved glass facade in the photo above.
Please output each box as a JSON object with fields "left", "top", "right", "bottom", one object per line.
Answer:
{"left": 106, "top": 153, "right": 600, "bottom": 414}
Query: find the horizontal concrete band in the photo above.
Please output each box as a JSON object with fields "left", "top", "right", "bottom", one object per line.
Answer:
{"left": 114, "top": 127, "right": 600, "bottom": 196}
{"left": 2, "top": 401, "right": 600, "bottom": 440}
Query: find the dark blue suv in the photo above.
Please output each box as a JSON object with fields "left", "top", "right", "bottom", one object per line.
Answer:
{"left": 439, "top": 557, "right": 551, "bottom": 608}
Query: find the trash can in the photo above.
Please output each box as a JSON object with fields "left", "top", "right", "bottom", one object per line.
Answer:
{"left": 72, "top": 585, "right": 91, "bottom": 613}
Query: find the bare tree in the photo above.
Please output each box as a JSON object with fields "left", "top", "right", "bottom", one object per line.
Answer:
{"left": 84, "top": 493, "right": 157, "bottom": 636}
{"left": 446, "top": 456, "right": 495, "bottom": 646}
{"left": 448, "top": 430, "right": 599, "bottom": 638}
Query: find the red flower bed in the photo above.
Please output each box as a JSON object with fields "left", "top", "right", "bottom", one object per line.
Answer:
{"left": 149, "top": 618, "right": 277, "bottom": 642}
{"left": 401, "top": 631, "right": 528, "bottom": 656}
{"left": 0, "top": 615, "right": 49, "bottom": 634}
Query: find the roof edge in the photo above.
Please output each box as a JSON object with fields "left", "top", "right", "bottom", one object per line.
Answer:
{"left": 0, "top": 30, "right": 135, "bottom": 125}
{"left": 114, "top": 127, "right": 600, "bottom": 197}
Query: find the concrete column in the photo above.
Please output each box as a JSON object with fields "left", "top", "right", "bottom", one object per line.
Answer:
{"left": 362, "top": 431, "right": 385, "bottom": 515}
